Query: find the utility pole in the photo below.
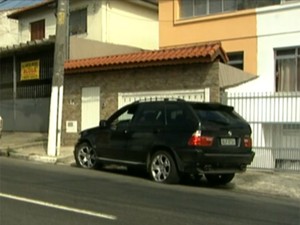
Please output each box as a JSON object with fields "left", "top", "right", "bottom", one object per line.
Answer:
{"left": 47, "top": 0, "right": 69, "bottom": 156}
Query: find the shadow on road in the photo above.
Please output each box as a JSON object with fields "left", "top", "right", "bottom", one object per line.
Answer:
{"left": 72, "top": 163, "right": 236, "bottom": 190}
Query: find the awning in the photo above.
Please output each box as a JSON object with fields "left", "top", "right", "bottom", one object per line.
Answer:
{"left": 219, "top": 62, "right": 258, "bottom": 89}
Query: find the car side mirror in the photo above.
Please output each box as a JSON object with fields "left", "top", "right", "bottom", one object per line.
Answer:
{"left": 99, "top": 120, "right": 108, "bottom": 127}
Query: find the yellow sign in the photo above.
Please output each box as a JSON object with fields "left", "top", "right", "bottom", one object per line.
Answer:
{"left": 21, "top": 60, "right": 40, "bottom": 80}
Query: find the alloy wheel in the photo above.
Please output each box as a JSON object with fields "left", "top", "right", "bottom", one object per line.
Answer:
{"left": 77, "top": 144, "right": 97, "bottom": 168}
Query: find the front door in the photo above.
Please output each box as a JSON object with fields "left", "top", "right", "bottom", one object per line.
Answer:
{"left": 95, "top": 104, "right": 137, "bottom": 161}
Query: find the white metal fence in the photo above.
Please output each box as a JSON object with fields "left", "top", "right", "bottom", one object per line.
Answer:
{"left": 222, "top": 92, "right": 300, "bottom": 171}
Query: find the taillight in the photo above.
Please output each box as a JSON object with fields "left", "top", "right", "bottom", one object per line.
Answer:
{"left": 244, "top": 137, "right": 252, "bottom": 148}
{"left": 188, "top": 131, "right": 214, "bottom": 147}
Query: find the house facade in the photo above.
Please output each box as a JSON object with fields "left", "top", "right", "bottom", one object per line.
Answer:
{"left": 158, "top": 0, "right": 300, "bottom": 170}
{"left": 0, "top": 0, "right": 159, "bottom": 132}
{"left": 7, "top": 0, "right": 159, "bottom": 52}
{"left": 159, "top": 0, "right": 300, "bottom": 93}
{"left": 0, "top": 0, "right": 44, "bottom": 47}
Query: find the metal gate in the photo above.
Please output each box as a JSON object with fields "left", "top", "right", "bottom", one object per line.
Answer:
{"left": 222, "top": 92, "right": 300, "bottom": 171}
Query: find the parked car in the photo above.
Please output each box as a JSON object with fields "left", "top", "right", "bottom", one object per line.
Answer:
{"left": 74, "top": 99, "right": 255, "bottom": 185}
{"left": 0, "top": 115, "right": 2, "bottom": 138}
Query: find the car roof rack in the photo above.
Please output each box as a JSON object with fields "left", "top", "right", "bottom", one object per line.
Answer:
{"left": 132, "top": 97, "right": 186, "bottom": 104}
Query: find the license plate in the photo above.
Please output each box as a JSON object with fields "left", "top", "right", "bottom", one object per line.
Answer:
{"left": 221, "top": 138, "right": 236, "bottom": 146}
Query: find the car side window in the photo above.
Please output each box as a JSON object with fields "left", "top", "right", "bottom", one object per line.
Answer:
{"left": 166, "top": 103, "right": 187, "bottom": 125}
{"left": 132, "top": 103, "right": 165, "bottom": 126}
{"left": 165, "top": 103, "right": 196, "bottom": 129}
{"left": 110, "top": 106, "right": 137, "bottom": 130}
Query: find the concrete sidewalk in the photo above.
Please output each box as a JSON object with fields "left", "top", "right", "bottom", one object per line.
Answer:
{"left": 0, "top": 132, "right": 74, "bottom": 165}
{"left": 0, "top": 132, "right": 300, "bottom": 200}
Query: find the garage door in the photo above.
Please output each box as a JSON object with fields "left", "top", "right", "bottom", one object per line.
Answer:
{"left": 118, "top": 88, "right": 210, "bottom": 108}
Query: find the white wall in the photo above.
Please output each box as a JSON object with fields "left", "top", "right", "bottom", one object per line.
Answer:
{"left": 101, "top": 0, "right": 158, "bottom": 50}
{"left": 228, "top": 2, "right": 300, "bottom": 93}
{"left": 17, "top": 8, "right": 56, "bottom": 43}
{"left": 13, "top": 0, "right": 158, "bottom": 50}
{"left": 0, "top": 10, "right": 19, "bottom": 47}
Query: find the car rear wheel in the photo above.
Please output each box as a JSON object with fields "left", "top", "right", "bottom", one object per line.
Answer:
{"left": 149, "top": 151, "right": 179, "bottom": 184}
{"left": 75, "top": 142, "right": 98, "bottom": 169}
{"left": 205, "top": 173, "right": 235, "bottom": 185}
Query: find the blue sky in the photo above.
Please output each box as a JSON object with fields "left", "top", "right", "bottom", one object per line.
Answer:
{"left": 0, "top": 0, "right": 44, "bottom": 10}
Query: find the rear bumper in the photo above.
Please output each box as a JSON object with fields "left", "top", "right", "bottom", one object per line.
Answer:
{"left": 176, "top": 149, "right": 255, "bottom": 174}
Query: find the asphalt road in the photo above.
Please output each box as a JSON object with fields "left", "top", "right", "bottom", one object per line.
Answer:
{"left": 0, "top": 158, "right": 299, "bottom": 225}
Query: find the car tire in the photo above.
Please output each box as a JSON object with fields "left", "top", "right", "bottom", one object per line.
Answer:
{"left": 149, "top": 151, "right": 179, "bottom": 184}
{"left": 75, "top": 142, "right": 98, "bottom": 169}
{"left": 205, "top": 173, "right": 235, "bottom": 185}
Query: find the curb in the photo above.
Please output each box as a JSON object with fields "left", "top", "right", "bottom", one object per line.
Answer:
{"left": 0, "top": 148, "right": 74, "bottom": 165}
{"left": 7, "top": 151, "right": 57, "bottom": 164}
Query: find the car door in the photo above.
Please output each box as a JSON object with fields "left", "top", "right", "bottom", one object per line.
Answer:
{"left": 95, "top": 104, "right": 137, "bottom": 161}
{"left": 125, "top": 102, "right": 165, "bottom": 164}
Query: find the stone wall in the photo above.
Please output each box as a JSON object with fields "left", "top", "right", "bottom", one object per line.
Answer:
{"left": 62, "top": 62, "right": 220, "bottom": 145}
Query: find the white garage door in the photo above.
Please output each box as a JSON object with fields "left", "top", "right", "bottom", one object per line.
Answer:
{"left": 118, "top": 88, "right": 210, "bottom": 108}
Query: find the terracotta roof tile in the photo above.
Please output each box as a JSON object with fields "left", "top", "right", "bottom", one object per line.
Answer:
{"left": 64, "top": 42, "right": 228, "bottom": 74}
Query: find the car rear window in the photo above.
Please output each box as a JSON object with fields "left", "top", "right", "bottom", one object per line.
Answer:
{"left": 192, "top": 105, "right": 245, "bottom": 125}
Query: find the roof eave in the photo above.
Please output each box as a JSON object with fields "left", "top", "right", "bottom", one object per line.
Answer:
{"left": 7, "top": 0, "right": 55, "bottom": 19}
{"left": 64, "top": 57, "right": 216, "bottom": 75}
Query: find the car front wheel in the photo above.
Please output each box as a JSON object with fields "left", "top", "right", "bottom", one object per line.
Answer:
{"left": 149, "top": 151, "right": 179, "bottom": 184}
{"left": 75, "top": 142, "right": 98, "bottom": 169}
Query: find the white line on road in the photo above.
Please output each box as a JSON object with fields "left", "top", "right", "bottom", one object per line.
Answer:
{"left": 0, "top": 192, "right": 117, "bottom": 220}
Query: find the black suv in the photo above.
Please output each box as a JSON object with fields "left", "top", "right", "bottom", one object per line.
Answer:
{"left": 74, "top": 99, "right": 255, "bottom": 185}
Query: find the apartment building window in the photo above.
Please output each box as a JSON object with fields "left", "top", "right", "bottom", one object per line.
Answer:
{"left": 275, "top": 47, "right": 300, "bottom": 92}
{"left": 69, "top": 8, "right": 87, "bottom": 35}
{"left": 179, "top": 0, "right": 281, "bottom": 18}
{"left": 31, "top": 20, "right": 45, "bottom": 41}
{"left": 228, "top": 52, "right": 244, "bottom": 70}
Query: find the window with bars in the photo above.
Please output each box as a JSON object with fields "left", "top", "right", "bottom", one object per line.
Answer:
{"left": 275, "top": 47, "right": 300, "bottom": 92}
{"left": 179, "top": 0, "right": 281, "bottom": 19}
{"left": 69, "top": 8, "right": 87, "bottom": 35}
{"left": 30, "top": 20, "right": 45, "bottom": 41}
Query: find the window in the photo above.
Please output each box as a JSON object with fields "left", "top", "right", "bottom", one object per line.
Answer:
{"left": 133, "top": 103, "right": 165, "bottom": 126}
{"left": 30, "top": 20, "right": 45, "bottom": 41}
{"left": 179, "top": 0, "right": 281, "bottom": 18}
{"left": 275, "top": 47, "right": 300, "bottom": 92}
{"left": 110, "top": 106, "right": 137, "bottom": 130}
{"left": 228, "top": 52, "right": 244, "bottom": 70}
{"left": 69, "top": 8, "right": 87, "bottom": 35}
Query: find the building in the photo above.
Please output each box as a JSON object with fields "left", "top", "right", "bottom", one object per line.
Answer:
{"left": 7, "top": 0, "right": 159, "bottom": 55}
{"left": 0, "top": 0, "right": 159, "bottom": 132}
{"left": 158, "top": 0, "right": 300, "bottom": 170}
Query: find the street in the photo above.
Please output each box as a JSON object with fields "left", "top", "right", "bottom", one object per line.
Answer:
{"left": 0, "top": 158, "right": 299, "bottom": 225}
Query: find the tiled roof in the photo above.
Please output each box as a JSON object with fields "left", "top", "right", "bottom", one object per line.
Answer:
{"left": 0, "top": 36, "right": 55, "bottom": 56}
{"left": 64, "top": 43, "right": 228, "bottom": 74}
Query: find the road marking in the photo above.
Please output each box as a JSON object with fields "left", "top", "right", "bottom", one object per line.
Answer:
{"left": 0, "top": 193, "right": 117, "bottom": 220}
